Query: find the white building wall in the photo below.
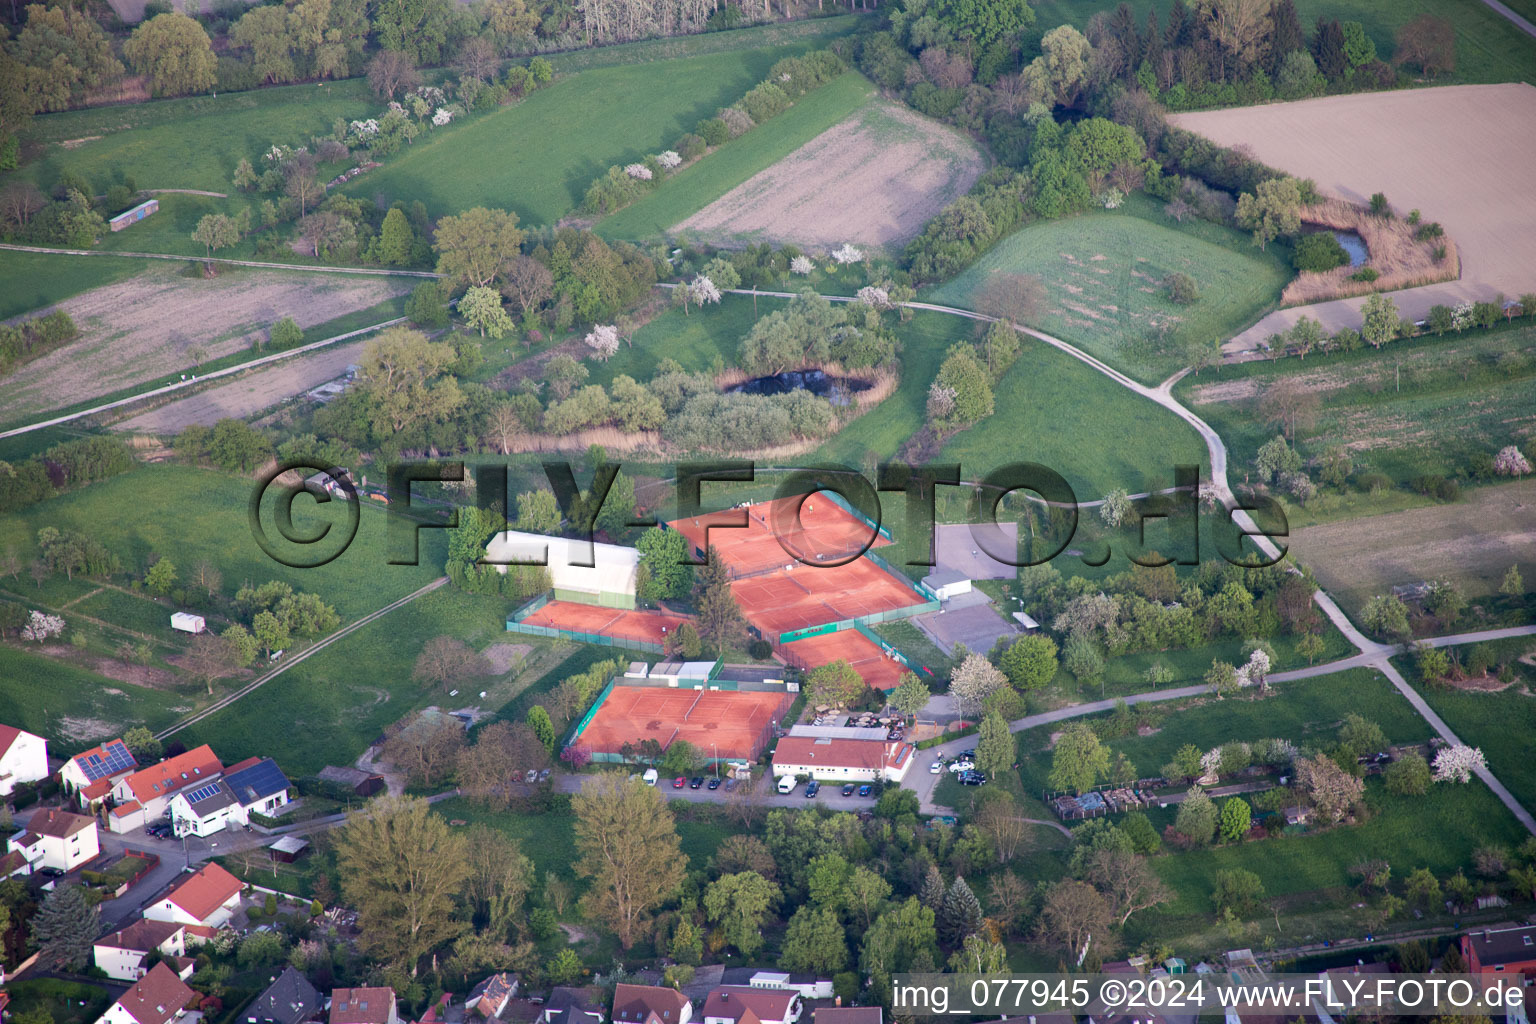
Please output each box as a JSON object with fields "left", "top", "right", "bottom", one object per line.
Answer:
{"left": 0, "top": 731, "right": 49, "bottom": 795}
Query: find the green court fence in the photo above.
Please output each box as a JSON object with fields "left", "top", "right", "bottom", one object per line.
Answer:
{"left": 506, "top": 592, "right": 665, "bottom": 654}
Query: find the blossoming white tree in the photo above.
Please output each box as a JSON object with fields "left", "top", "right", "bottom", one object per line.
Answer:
{"left": 21, "top": 610, "right": 64, "bottom": 643}
{"left": 790, "top": 255, "right": 814, "bottom": 276}
{"left": 1432, "top": 744, "right": 1487, "bottom": 784}
{"left": 926, "top": 382, "right": 957, "bottom": 421}
{"left": 1099, "top": 488, "right": 1132, "bottom": 528}
{"left": 585, "top": 324, "right": 620, "bottom": 361}
{"left": 624, "top": 163, "right": 652, "bottom": 180}
{"left": 431, "top": 107, "right": 453, "bottom": 126}
{"left": 831, "top": 243, "right": 864, "bottom": 265}
{"left": 1495, "top": 445, "right": 1532, "bottom": 477}
{"left": 657, "top": 150, "right": 681, "bottom": 169}
{"left": 1236, "top": 648, "right": 1271, "bottom": 690}
{"left": 687, "top": 274, "right": 721, "bottom": 309}
{"left": 856, "top": 285, "right": 891, "bottom": 308}
{"left": 1199, "top": 747, "right": 1223, "bottom": 781}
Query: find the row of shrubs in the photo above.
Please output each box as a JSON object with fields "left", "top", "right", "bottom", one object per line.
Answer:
{"left": 0, "top": 436, "right": 136, "bottom": 514}
{"left": 0, "top": 310, "right": 77, "bottom": 378}
{"left": 580, "top": 50, "right": 845, "bottom": 216}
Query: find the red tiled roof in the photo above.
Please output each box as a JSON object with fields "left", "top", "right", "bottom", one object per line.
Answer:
{"left": 224, "top": 756, "right": 263, "bottom": 773}
{"left": 97, "top": 918, "right": 183, "bottom": 952}
{"left": 116, "top": 962, "right": 195, "bottom": 1024}
{"left": 162, "top": 862, "right": 242, "bottom": 922}
{"left": 331, "top": 988, "right": 396, "bottom": 1024}
{"left": 701, "top": 989, "right": 796, "bottom": 1023}
{"left": 0, "top": 724, "right": 24, "bottom": 759}
{"left": 112, "top": 801, "right": 144, "bottom": 817}
{"left": 613, "top": 985, "right": 689, "bottom": 1024}
{"left": 69, "top": 739, "right": 138, "bottom": 779}
{"left": 27, "top": 807, "right": 96, "bottom": 839}
{"left": 83, "top": 777, "right": 114, "bottom": 801}
{"left": 770, "top": 737, "right": 911, "bottom": 773}
{"left": 0, "top": 850, "right": 29, "bottom": 876}
{"left": 122, "top": 745, "right": 222, "bottom": 804}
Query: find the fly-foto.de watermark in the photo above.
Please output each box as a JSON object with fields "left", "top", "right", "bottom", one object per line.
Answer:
{"left": 248, "top": 459, "right": 1289, "bottom": 570}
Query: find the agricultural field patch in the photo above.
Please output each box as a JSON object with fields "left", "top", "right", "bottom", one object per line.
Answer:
{"left": 0, "top": 643, "right": 185, "bottom": 751}
{"left": 924, "top": 194, "right": 1290, "bottom": 383}
{"left": 2, "top": 264, "right": 412, "bottom": 423}
{"left": 0, "top": 250, "right": 153, "bottom": 321}
{"left": 672, "top": 93, "right": 987, "bottom": 250}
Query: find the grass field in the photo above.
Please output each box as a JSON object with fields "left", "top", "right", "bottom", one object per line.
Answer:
{"left": 0, "top": 250, "right": 156, "bottom": 321}
{"left": 1182, "top": 320, "right": 1536, "bottom": 498}
{"left": 923, "top": 193, "right": 1291, "bottom": 384}
{"left": 1027, "top": 0, "right": 1536, "bottom": 88}
{"left": 1288, "top": 477, "right": 1536, "bottom": 619}
{"left": 596, "top": 72, "right": 877, "bottom": 241}
{"left": 352, "top": 40, "right": 846, "bottom": 225}
{"left": 1404, "top": 659, "right": 1536, "bottom": 814}
{"left": 0, "top": 644, "right": 185, "bottom": 749}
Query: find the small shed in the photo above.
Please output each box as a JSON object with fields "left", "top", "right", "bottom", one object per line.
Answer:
{"left": 268, "top": 836, "right": 310, "bottom": 862}
{"left": 318, "top": 765, "right": 387, "bottom": 797}
{"left": 1012, "top": 611, "right": 1040, "bottom": 630}
{"left": 304, "top": 467, "right": 354, "bottom": 501}
{"left": 922, "top": 569, "right": 972, "bottom": 601}
{"left": 170, "top": 612, "right": 206, "bottom": 634}
{"left": 108, "top": 198, "right": 158, "bottom": 232}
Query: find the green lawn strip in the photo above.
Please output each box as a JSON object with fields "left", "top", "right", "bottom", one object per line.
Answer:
{"left": 542, "top": 16, "right": 857, "bottom": 73}
{"left": 923, "top": 192, "right": 1291, "bottom": 385}
{"left": 423, "top": 795, "right": 580, "bottom": 882}
{"left": 0, "top": 249, "right": 156, "bottom": 320}
{"left": 0, "top": 463, "right": 446, "bottom": 624}
{"left": 586, "top": 292, "right": 773, "bottom": 386}
{"left": 71, "top": 585, "right": 189, "bottom": 638}
{"left": 595, "top": 72, "right": 876, "bottom": 241}
{"left": 1027, "top": 0, "right": 1536, "bottom": 87}
{"left": 352, "top": 43, "right": 837, "bottom": 225}
{"left": 177, "top": 586, "right": 507, "bottom": 774}
{"left": 0, "top": 643, "right": 185, "bottom": 748}
{"left": 0, "top": 289, "right": 409, "bottom": 434}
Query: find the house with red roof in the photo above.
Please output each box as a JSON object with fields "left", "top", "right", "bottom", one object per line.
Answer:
{"left": 110, "top": 745, "right": 223, "bottom": 833}
{"left": 612, "top": 984, "right": 691, "bottom": 1024}
{"left": 96, "top": 962, "right": 195, "bottom": 1024}
{"left": 701, "top": 988, "right": 802, "bottom": 1024}
{"left": 331, "top": 988, "right": 399, "bottom": 1024}
{"left": 94, "top": 919, "right": 189, "bottom": 981}
{"left": 8, "top": 807, "right": 100, "bottom": 872}
{"left": 61, "top": 738, "right": 138, "bottom": 810}
{"left": 770, "top": 736, "right": 914, "bottom": 784}
{"left": 144, "top": 862, "right": 244, "bottom": 931}
{"left": 0, "top": 724, "right": 48, "bottom": 797}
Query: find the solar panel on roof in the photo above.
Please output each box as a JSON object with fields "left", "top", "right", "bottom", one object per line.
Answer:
{"left": 185, "top": 781, "right": 225, "bottom": 804}
{"left": 78, "top": 740, "right": 133, "bottom": 781}
{"left": 226, "top": 758, "right": 289, "bottom": 803}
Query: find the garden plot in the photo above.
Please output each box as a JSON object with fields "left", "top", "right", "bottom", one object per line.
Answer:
{"left": 2, "top": 264, "right": 411, "bottom": 422}
{"left": 1172, "top": 84, "right": 1536, "bottom": 355}
{"left": 674, "top": 97, "right": 986, "bottom": 249}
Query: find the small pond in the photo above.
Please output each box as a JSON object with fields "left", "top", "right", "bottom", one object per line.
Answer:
{"left": 726, "top": 368, "right": 872, "bottom": 407}
{"left": 1304, "top": 225, "right": 1369, "bottom": 267}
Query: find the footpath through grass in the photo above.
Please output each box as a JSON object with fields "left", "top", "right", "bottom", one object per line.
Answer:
{"left": 596, "top": 72, "right": 876, "bottom": 241}
{"left": 924, "top": 192, "right": 1290, "bottom": 384}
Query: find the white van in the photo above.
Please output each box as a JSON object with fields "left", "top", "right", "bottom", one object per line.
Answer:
{"left": 642, "top": 768, "right": 659, "bottom": 786}
{"left": 777, "top": 775, "right": 797, "bottom": 795}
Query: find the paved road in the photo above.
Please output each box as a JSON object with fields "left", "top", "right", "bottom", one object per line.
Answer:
{"left": 156, "top": 576, "right": 449, "bottom": 739}
{"left": 0, "top": 242, "right": 439, "bottom": 278}
{"left": 1480, "top": 0, "right": 1536, "bottom": 38}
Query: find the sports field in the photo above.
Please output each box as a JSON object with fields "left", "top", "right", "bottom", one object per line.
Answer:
{"left": 575, "top": 682, "right": 792, "bottom": 761}
{"left": 352, "top": 41, "right": 842, "bottom": 225}
{"left": 923, "top": 193, "right": 1290, "bottom": 383}
{"left": 781, "top": 628, "right": 908, "bottom": 690}
{"left": 668, "top": 494, "right": 893, "bottom": 575}
{"left": 517, "top": 600, "right": 687, "bottom": 647}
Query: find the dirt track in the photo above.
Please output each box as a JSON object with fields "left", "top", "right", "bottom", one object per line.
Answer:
{"left": 675, "top": 98, "right": 986, "bottom": 249}
{"left": 1172, "top": 84, "right": 1536, "bottom": 354}
{"left": 2, "top": 265, "right": 410, "bottom": 421}
{"left": 113, "top": 339, "right": 369, "bottom": 434}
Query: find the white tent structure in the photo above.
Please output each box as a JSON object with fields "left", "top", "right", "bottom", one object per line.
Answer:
{"left": 170, "top": 612, "right": 206, "bottom": 634}
{"left": 485, "top": 531, "right": 639, "bottom": 608}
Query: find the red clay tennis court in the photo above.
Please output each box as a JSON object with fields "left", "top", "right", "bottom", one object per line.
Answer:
{"left": 782, "top": 629, "right": 910, "bottom": 690}
{"left": 575, "top": 684, "right": 793, "bottom": 761}
{"left": 518, "top": 601, "right": 687, "bottom": 647}
{"left": 668, "top": 496, "right": 892, "bottom": 577}
{"left": 730, "top": 557, "right": 926, "bottom": 639}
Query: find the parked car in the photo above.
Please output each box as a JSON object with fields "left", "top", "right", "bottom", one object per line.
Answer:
{"left": 38, "top": 867, "right": 64, "bottom": 878}
{"left": 841, "top": 783, "right": 856, "bottom": 796}
{"left": 929, "top": 761, "right": 943, "bottom": 774}
{"left": 707, "top": 777, "right": 722, "bottom": 790}
{"left": 959, "top": 771, "right": 987, "bottom": 786}
{"left": 538, "top": 768, "right": 551, "bottom": 782}
{"left": 858, "top": 785, "right": 873, "bottom": 797}
{"left": 960, "top": 748, "right": 976, "bottom": 759}
{"left": 724, "top": 777, "right": 739, "bottom": 791}
{"left": 689, "top": 777, "right": 705, "bottom": 789}
{"left": 673, "top": 776, "right": 686, "bottom": 788}
{"left": 948, "top": 760, "right": 975, "bottom": 773}
{"left": 805, "top": 780, "right": 820, "bottom": 797}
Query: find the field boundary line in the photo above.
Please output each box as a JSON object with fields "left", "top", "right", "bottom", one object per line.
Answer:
{"left": 154, "top": 575, "right": 448, "bottom": 740}
{"left": 0, "top": 315, "right": 410, "bottom": 440}
{"left": 0, "top": 242, "right": 441, "bottom": 278}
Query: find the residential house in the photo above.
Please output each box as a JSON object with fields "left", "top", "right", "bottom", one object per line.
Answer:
{"left": 813, "top": 1010, "right": 881, "bottom": 1024}
{"left": 8, "top": 808, "right": 99, "bottom": 872}
{"left": 1463, "top": 926, "right": 1536, "bottom": 976}
{"left": 466, "top": 974, "right": 519, "bottom": 1020}
{"left": 331, "top": 988, "right": 399, "bottom": 1024}
{"left": 0, "top": 849, "right": 31, "bottom": 880}
{"left": 540, "top": 988, "right": 606, "bottom": 1024}
{"left": 770, "top": 736, "right": 915, "bottom": 784}
{"left": 60, "top": 738, "right": 137, "bottom": 810}
{"left": 110, "top": 745, "right": 223, "bottom": 833}
{"left": 144, "top": 862, "right": 244, "bottom": 932}
{"left": 245, "top": 967, "right": 323, "bottom": 1024}
{"left": 168, "top": 780, "right": 243, "bottom": 838}
{"left": 94, "top": 919, "right": 188, "bottom": 981}
{"left": 224, "top": 757, "right": 292, "bottom": 817}
{"left": 96, "top": 962, "right": 195, "bottom": 1024}
{"left": 701, "top": 988, "right": 803, "bottom": 1024}
{"left": 0, "top": 725, "right": 48, "bottom": 797}
{"left": 612, "top": 984, "right": 691, "bottom": 1024}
